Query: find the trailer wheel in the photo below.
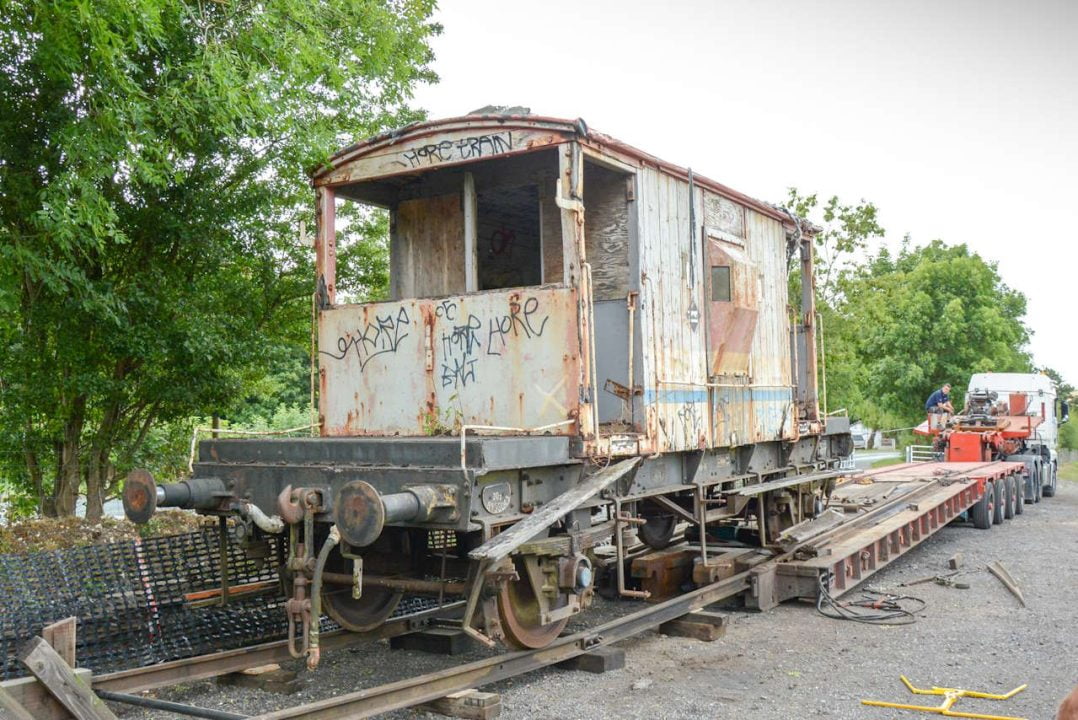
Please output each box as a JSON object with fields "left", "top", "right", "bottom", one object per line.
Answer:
{"left": 992, "top": 480, "right": 1006, "bottom": 525}
{"left": 972, "top": 481, "right": 994, "bottom": 530}
{"left": 1002, "top": 476, "right": 1017, "bottom": 520}
{"left": 1012, "top": 474, "right": 1024, "bottom": 515}
{"left": 1042, "top": 464, "right": 1056, "bottom": 498}
{"left": 1033, "top": 467, "right": 1043, "bottom": 503}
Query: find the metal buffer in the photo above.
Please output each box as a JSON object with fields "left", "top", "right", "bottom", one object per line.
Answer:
{"left": 862, "top": 676, "right": 1028, "bottom": 720}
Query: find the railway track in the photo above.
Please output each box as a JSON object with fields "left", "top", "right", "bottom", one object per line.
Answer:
{"left": 94, "top": 564, "right": 756, "bottom": 720}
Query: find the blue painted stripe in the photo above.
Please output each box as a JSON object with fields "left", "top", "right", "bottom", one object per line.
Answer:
{"left": 643, "top": 387, "right": 793, "bottom": 404}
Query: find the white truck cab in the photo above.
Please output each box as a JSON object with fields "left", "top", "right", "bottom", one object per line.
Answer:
{"left": 966, "top": 372, "right": 1068, "bottom": 498}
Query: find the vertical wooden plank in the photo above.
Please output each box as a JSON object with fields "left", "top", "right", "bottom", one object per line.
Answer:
{"left": 18, "top": 638, "right": 116, "bottom": 720}
{"left": 396, "top": 195, "right": 465, "bottom": 297}
{"left": 389, "top": 208, "right": 402, "bottom": 299}
{"left": 41, "top": 618, "right": 76, "bottom": 668}
{"left": 463, "top": 172, "right": 478, "bottom": 292}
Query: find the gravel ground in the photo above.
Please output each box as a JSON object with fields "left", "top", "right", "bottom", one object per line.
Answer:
{"left": 116, "top": 479, "right": 1077, "bottom": 720}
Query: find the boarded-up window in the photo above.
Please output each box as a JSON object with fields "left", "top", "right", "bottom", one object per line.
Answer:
{"left": 711, "top": 266, "right": 731, "bottom": 302}
{"left": 583, "top": 161, "right": 631, "bottom": 300}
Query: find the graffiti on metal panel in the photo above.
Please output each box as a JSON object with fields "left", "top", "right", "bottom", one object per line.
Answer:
{"left": 321, "top": 296, "right": 551, "bottom": 390}
{"left": 484, "top": 297, "right": 549, "bottom": 357}
{"left": 320, "top": 307, "right": 410, "bottom": 370}
{"left": 396, "top": 132, "right": 513, "bottom": 169}
{"left": 440, "top": 313, "right": 481, "bottom": 389}
{"left": 438, "top": 296, "right": 550, "bottom": 388}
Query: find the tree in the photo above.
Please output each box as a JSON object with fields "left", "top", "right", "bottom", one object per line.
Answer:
{"left": 0, "top": 0, "right": 438, "bottom": 517}
{"left": 782, "top": 189, "right": 883, "bottom": 439}
{"left": 784, "top": 189, "right": 884, "bottom": 304}
{"left": 829, "top": 240, "right": 1032, "bottom": 429}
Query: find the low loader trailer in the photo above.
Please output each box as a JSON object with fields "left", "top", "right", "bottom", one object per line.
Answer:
{"left": 773, "top": 460, "right": 1026, "bottom": 605}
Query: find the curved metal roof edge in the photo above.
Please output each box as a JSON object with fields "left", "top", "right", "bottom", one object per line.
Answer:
{"left": 315, "top": 114, "right": 814, "bottom": 231}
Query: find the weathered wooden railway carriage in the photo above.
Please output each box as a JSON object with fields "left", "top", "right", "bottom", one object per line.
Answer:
{"left": 123, "top": 113, "right": 850, "bottom": 659}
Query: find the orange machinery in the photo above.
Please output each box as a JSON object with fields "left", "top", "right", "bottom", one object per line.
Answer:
{"left": 915, "top": 392, "right": 1043, "bottom": 463}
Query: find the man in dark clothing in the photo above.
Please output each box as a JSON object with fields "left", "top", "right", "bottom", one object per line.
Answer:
{"left": 925, "top": 384, "right": 954, "bottom": 414}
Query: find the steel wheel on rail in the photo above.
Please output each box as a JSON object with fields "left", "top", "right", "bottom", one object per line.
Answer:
{"left": 972, "top": 480, "right": 994, "bottom": 530}
{"left": 992, "top": 479, "right": 1007, "bottom": 525}
{"left": 1003, "top": 475, "right": 1017, "bottom": 520}
{"left": 639, "top": 514, "right": 677, "bottom": 550}
{"left": 497, "top": 555, "right": 570, "bottom": 649}
{"left": 322, "top": 585, "right": 402, "bottom": 631}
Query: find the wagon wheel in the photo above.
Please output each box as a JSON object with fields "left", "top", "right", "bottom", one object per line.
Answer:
{"left": 322, "top": 585, "right": 402, "bottom": 631}
{"left": 497, "top": 556, "right": 569, "bottom": 649}
{"left": 639, "top": 514, "right": 677, "bottom": 550}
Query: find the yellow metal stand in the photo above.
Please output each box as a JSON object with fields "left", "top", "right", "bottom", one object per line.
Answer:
{"left": 862, "top": 676, "right": 1028, "bottom": 720}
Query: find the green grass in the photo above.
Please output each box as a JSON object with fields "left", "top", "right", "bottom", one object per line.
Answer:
{"left": 1059, "top": 462, "right": 1078, "bottom": 482}
{"left": 870, "top": 455, "right": 905, "bottom": 469}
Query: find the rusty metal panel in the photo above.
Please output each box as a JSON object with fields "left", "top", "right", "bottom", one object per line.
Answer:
{"left": 704, "top": 240, "right": 759, "bottom": 375}
{"left": 318, "top": 287, "right": 580, "bottom": 436}
{"left": 637, "top": 168, "right": 709, "bottom": 452}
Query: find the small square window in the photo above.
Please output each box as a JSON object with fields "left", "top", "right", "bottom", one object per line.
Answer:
{"left": 711, "top": 266, "right": 731, "bottom": 302}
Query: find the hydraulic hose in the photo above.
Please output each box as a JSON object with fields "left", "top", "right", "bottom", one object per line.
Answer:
{"left": 234, "top": 500, "right": 285, "bottom": 534}
{"left": 308, "top": 524, "right": 340, "bottom": 670}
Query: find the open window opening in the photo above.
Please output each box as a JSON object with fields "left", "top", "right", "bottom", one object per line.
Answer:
{"left": 328, "top": 149, "right": 564, "bottom": 303}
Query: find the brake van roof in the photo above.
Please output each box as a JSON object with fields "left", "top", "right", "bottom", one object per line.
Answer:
{"left": 312, "top": 113, "right": 805, "bottom": 230}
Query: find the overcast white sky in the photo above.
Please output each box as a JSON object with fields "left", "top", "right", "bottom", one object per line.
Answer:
{"left": 410, "top": 0, "right": 1078, "bottom": 383}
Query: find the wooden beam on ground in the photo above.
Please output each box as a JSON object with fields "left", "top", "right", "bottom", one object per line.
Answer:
{"left": 421, "top": 689, "right": 501, "bottom": 720}
{"left": 659, "top": 609, "right": 729, "bottom": 642}
{"left": 17, "top": 637, "right": 116, "bottom": 720}
{"left": 556, "top": 646, "right": 626, "bottom": 674}
{"left": 217, "top": 664, "right": 302, "bottom": 695}
{"left": 987, "top": 561, "right": 1026, "bottom": 607}
{"left": 41, "top": 618, "right": 76, "bottom": 668}
{"left": 0, "top": 669, "right": 92, "bottom": 720}
{"left": 390, "top": 628, "right": 473, "bottom": 656}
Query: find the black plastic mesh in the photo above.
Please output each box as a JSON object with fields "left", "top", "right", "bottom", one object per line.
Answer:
{"left": 0, "top": 529, "right": 299, "bottom": 680}
{"left": 0, "top": 528, "right": 463, "bottom": 680}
